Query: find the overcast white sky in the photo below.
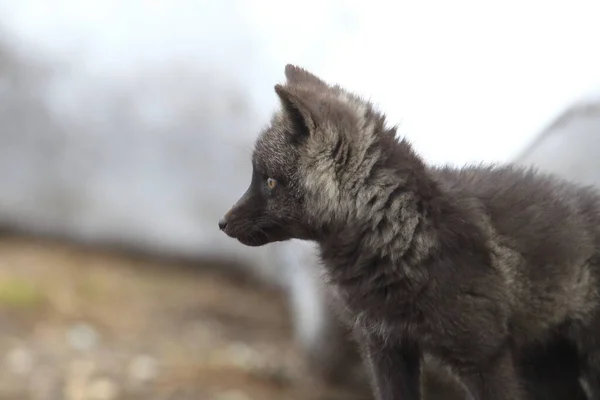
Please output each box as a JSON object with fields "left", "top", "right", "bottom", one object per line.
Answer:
{"left": 2, "top": 0, "right": 599, "bottom": 166}
{"left": 259, "top": 0, "right": 600, "bottom": 166}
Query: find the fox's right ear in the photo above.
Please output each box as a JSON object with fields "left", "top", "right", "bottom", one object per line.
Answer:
{"left": 274, "top": 84, "right": 319, "bottom": 139}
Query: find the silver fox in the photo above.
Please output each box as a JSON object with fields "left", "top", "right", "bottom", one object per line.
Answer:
{"left": 220, "top": 65, "right": 596, "bottom": 400}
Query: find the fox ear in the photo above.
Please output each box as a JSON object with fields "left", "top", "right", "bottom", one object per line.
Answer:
{"left": 274, "top": 84, "right": 319, "bottom": 138}
{"left": 284, "top": 64, "right": 328, "bottom": 88}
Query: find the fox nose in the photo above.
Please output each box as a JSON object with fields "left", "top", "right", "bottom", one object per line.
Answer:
{"left": 219, "top": 209, "right": 233, "bottom": 231}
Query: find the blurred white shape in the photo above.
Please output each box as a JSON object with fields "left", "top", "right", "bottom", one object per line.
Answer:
{"left": 127, "top": 354, "right": 159, "bottom": 384}
{"left": 67, "top": 323, "right": 100, "bottom": 352}
{"left": 5, "top": 346, "right": 34, "bottom": 376}
{"left": 514, "top": 95, "right": 600, "bottom": 186}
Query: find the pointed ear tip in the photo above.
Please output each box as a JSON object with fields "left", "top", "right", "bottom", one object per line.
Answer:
{"left": 284, "top": 64, "right": 306, "bottom": 79}
{"left": 274, "top": 84, "right": 291, "bottom": 99}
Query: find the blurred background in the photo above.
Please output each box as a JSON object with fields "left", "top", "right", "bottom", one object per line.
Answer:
{"left": 0, "top": 1, "right": 599, "bottom": 399}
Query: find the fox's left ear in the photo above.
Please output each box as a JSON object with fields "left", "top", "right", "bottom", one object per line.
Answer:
{"left": 274, "top": 84, "right": 320, "bottom": 139}
{"left": 284, "top": 64, "right": 328, "bottom": 88}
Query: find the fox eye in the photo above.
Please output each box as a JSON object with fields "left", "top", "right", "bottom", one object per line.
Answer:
{"left": 266, "top": 177, "right": 278, "bottom": 190}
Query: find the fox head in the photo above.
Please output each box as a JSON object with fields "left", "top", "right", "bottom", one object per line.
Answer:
{"left": 219, "top": 64, "right": 423, "bottom": 247}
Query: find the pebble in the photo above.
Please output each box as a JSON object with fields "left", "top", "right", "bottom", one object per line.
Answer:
{"left": 64, "top": 359, "right": 96, "bottom": 400}
{"left": 5, "top": 346, "right": 34, "bottom": 375}
{"left": 67, "top": 323, "right": 99, "bottom": 351}
{"left": 224, "top": 342, "right": 262, "bottom": 370}
{"left": 86, "top": 377, "right": 120, "bottom": 400}
{"left": 128, "top": 354, "right": 159, "bottom": 383}
{"left": 214, "top": 390, "right": 251, "bottom": 400}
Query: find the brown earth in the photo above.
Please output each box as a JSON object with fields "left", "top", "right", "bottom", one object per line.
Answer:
{"left": 0, "top": 236, "right": 366, "bottom": 400}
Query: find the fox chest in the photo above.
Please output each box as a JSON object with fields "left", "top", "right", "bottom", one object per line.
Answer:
{"left": 329, "top": 280, "right": 427, "bottom": 342}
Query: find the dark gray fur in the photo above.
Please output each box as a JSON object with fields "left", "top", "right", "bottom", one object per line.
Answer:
{"left": 312, "top": 286, "right": 587, "bottom": 400}
{"left": 220, "top": 65, "right": 599, "bottom": 400}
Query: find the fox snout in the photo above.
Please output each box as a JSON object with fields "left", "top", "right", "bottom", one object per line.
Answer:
{"left": 219, "top": 184, "right": 292, "bottom": 247}
{"left": 218, "top": 190, "right": 250, "bottom": 237}
{"left": 218, "top": 204, "right": 246, "bottom": 240}
{"left": 218, "top": 188, "right": 271, "bottom": 246}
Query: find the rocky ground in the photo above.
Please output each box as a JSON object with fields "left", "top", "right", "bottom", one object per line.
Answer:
{"left": 0, "top": 236, "right": 364, "bottom": 400}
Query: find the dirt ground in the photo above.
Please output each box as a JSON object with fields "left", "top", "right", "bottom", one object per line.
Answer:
{"left": 0, "top": 236, "right": 364, "bottom": 400}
